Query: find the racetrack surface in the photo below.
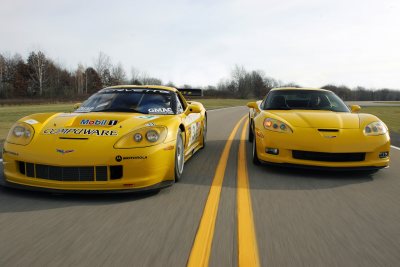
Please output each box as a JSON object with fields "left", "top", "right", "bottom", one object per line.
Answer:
{"left": 1, "top": 107, "right": 400, "bottom": 266}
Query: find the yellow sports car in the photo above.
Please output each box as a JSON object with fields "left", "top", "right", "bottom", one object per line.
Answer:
{"left": 247, "top": 87, "right": 390, "bottom": 171}
{"left": 1, "top": 85, "right": 207, "bottom": 192}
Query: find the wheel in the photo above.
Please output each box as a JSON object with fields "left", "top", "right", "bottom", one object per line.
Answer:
{"left": 201, "top": 117, "right": 207, "bottom": 149}
{"left": 174, "top": 129, "right": 185, "bottom": 182}
{"left": 248, "top": 119, "right": 254, "bottom": 143}
{"left": 252, "top": 136, "right": 261, "bottom": 165}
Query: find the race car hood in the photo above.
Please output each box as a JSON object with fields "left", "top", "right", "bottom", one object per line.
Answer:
{"left": 22, "top": 112, "right": 177, "bottom": 139}
{"left": 266, "top": 110, "right": 360, "bottom": 129}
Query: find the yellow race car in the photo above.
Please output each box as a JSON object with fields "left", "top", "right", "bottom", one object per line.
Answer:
{"left": 247, "top": 87, "right": 390, "bottom": 171}
{"left": 1, "top": 85, "right": 207, "bottom": 192}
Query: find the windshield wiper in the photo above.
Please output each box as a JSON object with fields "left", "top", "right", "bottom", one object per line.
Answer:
{"left": 92, "top": 108, "right": 144, "bottom": 113}
{"left": 265, "top": 107, "right": 292, "bottom": 110}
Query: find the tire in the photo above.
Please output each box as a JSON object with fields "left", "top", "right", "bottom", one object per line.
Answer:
{"left": 252, "top": 136, "right": 261, "bottom": 165}
{"left": 174, "top": 129, "right": 185, "bottom": 182}
{"left": 248, "top": 119, "right": 254, "bottom": 143}
{"left": 201, "top": 117, "right": 207, "bottom": 149}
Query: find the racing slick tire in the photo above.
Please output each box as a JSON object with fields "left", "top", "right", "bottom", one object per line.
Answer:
{"left": 174, "top": 129, "right": 185, "bottom": 182}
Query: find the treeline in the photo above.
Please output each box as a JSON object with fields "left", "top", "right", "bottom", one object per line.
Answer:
{"left": 1, "top": 51, "right": 400, "bottom": 101}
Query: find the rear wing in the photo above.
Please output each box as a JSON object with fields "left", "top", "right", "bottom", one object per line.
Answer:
{"left": 177, "top": 88, "right": 203, "bottom": 97}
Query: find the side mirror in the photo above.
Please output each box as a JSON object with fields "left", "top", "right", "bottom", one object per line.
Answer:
{"left": 247, "top": 102, "right": 260, "bottom": 111}
{"left": 185, "top": 104, "right": 201, "bottom": 115}
{"left": 74, "top": 103, "right": 81, "bottom": 110}
{"left": 350, "top": 105, "right": 361, "bottom": 113}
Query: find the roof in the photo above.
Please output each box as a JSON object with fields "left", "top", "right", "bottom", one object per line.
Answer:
{"left": 105, "top": 85, "right": 177, "bottom": 92}
{"left": 271, "top": 87, "right": 330, "bottom": 92}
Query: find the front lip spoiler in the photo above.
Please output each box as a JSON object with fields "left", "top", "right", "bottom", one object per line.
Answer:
{"left": 259, "top": 160, "right": 388, "bottom": 172}
{"left": 0, "top": 178, "right": 174, "bottom": 194}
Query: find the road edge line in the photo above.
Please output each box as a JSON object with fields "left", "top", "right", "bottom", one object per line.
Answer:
{"left": 187, "top": 115, "right": 246, "bottom": 267}
{"left": 391, "top": 145, "right": 400, "bottom": 151}
{"left": 237, "top": 119, "right": 260, "bottom": 267}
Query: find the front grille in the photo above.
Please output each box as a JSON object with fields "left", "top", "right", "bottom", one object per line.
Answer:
{"left": 292, "top": 150, "right": 365, "bottom": 162}
{"left": 17, "top": 161, "right": 123, "bottom": 182}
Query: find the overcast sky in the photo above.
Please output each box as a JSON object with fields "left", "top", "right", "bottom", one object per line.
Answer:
{"left": 1, "top": 0, "right": 399, "bottom": 89}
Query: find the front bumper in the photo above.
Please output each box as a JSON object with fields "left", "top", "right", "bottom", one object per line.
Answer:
{"left": 2, "top": 140, "right": 176, "bottom": 192}
{"left": 255, "top": 128, "right": 390, "bottom": 169}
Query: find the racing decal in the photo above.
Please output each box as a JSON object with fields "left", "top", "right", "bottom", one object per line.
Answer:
{"left": 43, "top": 128, "right": 118, "bottom": 136}
{"left": 115, "top": 155, "right": 147, "bottom": 162}
{"left": 145, "top": 122, "right": 155, "bottom": 127}
{"left": 80, "top": 119, "right": 108, "bottom": 126}
{"left": 75, "top": 107, "right": 94, "bottom": 113}
{"left": 24, "top": 119, "right": 39, "bottom": 125}
{"left": 136, "top": 115, "right": 159, "bottom": 119}
{"left": 185, "top": 113, "right": 201, "bottom": 125}
{"left": 57, "top": 113, "right": 79, "bottom": 117}
{"left": 80, "top": 119, "right": 118, "bottom": 126}
{"left": 188, "top": 121, "right": 201, "bottom": 147}
{"left": 148, "top": 107, "right": 173, "bottom": 114}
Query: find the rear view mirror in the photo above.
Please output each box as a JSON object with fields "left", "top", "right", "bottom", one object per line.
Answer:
{"left": 350, "top": 105, "right": 361, "bottom": 113}
{"left": 247, "top": 102, "right": 260, "bottom": 111}
{"left": 185, "top": 104, "right": 201, "bottom": 115}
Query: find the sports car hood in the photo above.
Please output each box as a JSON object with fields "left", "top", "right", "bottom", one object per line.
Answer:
{"left": 33, "top": 112, "right": 175, "bottom": 138}
{"left": 266, "top": 110, "right": 360, "bottom": 129}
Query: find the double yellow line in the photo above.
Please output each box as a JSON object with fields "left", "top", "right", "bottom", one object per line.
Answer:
{"left": 187, "top": 116, "right": 260, "bottom": 267}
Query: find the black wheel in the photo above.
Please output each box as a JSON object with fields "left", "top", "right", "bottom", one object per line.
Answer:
{"left": 248, "top": 119, "right": 254, "bottom": 143}
{"left": 201, "top": 117, "right": 207, "bottom": 149}
{"left": 252, "top": 136, "right": 261, "bottom": 165}
{"left": 174, "top": 130, "right": 185, "bottom": 182}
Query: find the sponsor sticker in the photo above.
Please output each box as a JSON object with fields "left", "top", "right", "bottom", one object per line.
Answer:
{"left": 43, "top": 128, "right": 118, "bottom": 136}
{"left": 24, "top": 119, "right": 39, "bottom": 125}
{"left": 115, "top": 155, "right": 147, "bottom": 162}
{"left": 136, "top": 115, "right": 159, "bottom": 120}
{"left": 148, "top": 107, "right": 173, "bottom": 114}
{"left": 58, "top": 113, "right": 79, "bottom": 117}
{"left": 80, "top": 119, "right": 118, "bottom": 126}
{"left": 145, "top": 122, "right": 155, "bottom": 127}
{"left": 75, "top": 107, "right": 94, "bottom": 113}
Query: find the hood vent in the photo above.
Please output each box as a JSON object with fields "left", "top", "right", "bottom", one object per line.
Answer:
{"left": 318, "top": 129, "right": 339, "bottom": 132}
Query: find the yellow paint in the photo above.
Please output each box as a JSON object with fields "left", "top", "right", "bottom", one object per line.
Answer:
{"left": 248, "top": 87, "right": 390, "bottom": 168}
{"left": 3, "top": 85, "right": 207, "bottom": 191}
{"left": 187, "top": 115, "right": 246, "bottom": 267}
{"left": 237, "top": 119, "right": 260, "bottom": 267}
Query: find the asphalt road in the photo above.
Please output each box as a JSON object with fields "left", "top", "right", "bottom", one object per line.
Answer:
{"left": 1, "top": 106, "right": 400, "bottom": 266}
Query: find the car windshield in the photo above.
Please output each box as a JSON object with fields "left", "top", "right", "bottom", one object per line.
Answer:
{"left": 262, "top": 90, "right": 350, "bottom": 112}
{"left": 75, "top": 88, "right": 178, "bottom": 114}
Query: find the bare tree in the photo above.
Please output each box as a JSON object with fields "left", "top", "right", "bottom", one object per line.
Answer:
{"left": 93, "top": 52, "right": 112, "bottom": 86}
{"left": 27, "top": 51, "right": 48, "bottom": 96}
{"left": 111, "top": 63, "right": 127, "bottom": 85}
{"left": 75, "top": 64, "right": 85, "bottom": 94}
{"left": 130, "top": 67, "right": 141, "bottom": 85}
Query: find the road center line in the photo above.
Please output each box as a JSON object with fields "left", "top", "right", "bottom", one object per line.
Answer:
{"left": 237, "top": 119, "right": 260, "bottom": 267}
{"left": 187, "top": 115, "right": 246, "bottom": 267}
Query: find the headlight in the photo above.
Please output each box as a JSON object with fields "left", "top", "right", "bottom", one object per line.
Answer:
{"left": 146, "top": 130, "right": 159, "bottom": 142}
{"left": 263, "top": 118, "right": 292, "bottom": 133}
{"left": 7, "top": 123, "right": 35, "bottom": 145}
{"left": 364, "top": 121, "right": 387, "bottom": 136}
{"left": 114, "top": 126, "right": 167, "bottom": 148}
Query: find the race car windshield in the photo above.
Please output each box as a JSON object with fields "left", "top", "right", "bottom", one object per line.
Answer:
{"left": 75, "top": 89, "right": 177, "bottom": 115}
{"left": 262, "top": 90, "right": 350, "bottom": 112}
